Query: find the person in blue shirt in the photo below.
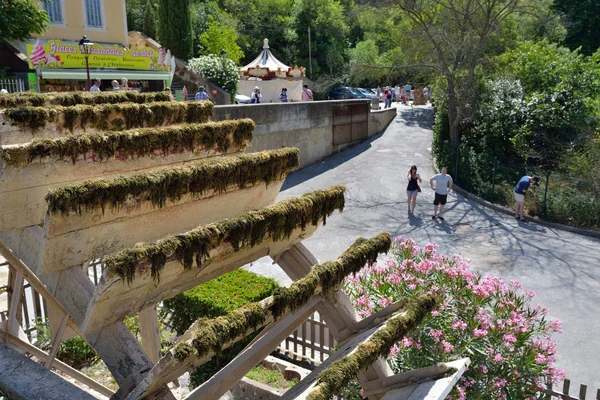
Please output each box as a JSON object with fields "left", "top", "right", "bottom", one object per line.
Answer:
{"left": 279, "top": 88, "right": 288, "bottom": 102}
{"left": 514, "top": 175, "right": 540, "bottom": 221}
{"left": 195, "top": 86, "right": 209, "bottom": 101}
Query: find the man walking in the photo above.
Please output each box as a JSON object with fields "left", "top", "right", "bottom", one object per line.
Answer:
{"left": 514, "top": 175, "right": 540, "bottom": 221}
{"left": 89, "top": 78, "right": 101, "bottom": 92}
{"left": 429, "top": 168, "right": 453, "bottom": 220}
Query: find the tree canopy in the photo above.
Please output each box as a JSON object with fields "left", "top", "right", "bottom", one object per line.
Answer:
{"left": 0, "top": 0, "right": 49, "bottom": 42}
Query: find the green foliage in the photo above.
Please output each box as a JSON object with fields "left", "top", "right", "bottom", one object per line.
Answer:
{"left": 246, "top": 365, "right": 298, "bottom": 388}
{"left": 0, "top": 91, "right": 171, "bottom": 108}
{"left": 188, "top": 55, "right": 238, "bottom": 99}
{"left": 0, "top": 0, "right": 49, "bottom": 42}
{"left": 307, "top": 295, "right": 436, "bottom": 400}
{"left": 104, "top": 186, "right": 346, "bottom": 284}
{"left": 4, "top": 119, "right": 255, "bottom": 166}
{"left": 142, "top": 0, "right": 157, "bottom": 39}
{"left": 4, "top": 101, "right": 213, "bottom": 133}
{"left": 45, "top": 147, "right": 296, "bottom": 215}
{"left": 552, "top": 0, "right": 600, "bottom": 55}
{"left": 157, "top": 0, "right": 193, "bottom": 59}
{"left": 35, "top": 319, "right": 98, "bottom": 369}
{"left": 126, "top": 0, "right": 148, "bottom": 32}
{"left": 164, "top": 269, "right": 278, "bottom": 335}
{"left": 198, "top": 21, "right": 244, "bottom": 64}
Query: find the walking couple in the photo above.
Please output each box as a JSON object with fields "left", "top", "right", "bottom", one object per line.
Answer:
{"left": 406, "top": 166, "right": 453, "bottom": 220}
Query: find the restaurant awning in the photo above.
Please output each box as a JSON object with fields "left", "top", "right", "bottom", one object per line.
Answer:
{"left": 40, "top": 69, "right": 170, "bottom": 80}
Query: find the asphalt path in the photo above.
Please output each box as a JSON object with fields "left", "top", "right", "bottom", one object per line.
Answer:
{"left": 246, "top": 103, "right": 600, "bottom": 389}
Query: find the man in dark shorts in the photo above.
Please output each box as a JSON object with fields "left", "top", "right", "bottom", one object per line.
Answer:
{"left": 429, "top": 168, "right": 453, "bottom": 220}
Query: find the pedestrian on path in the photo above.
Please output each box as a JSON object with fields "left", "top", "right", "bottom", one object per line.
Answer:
{"left": 514, "top": 175, "right": 540, "bottom": 221}
{"left": 406, "top": 165, "right": 422, "bottom": 214}
{"left": 195, "top": 86, "right": 209, "bottom": 101}
{"left": 302, "top": 84, "right": 314, "bottom": 101}
{"left": 429, "top": 167, "right": 453, "bottom": 220}
{"left": 279, "top": 87, "right": 288, "bottom": 102}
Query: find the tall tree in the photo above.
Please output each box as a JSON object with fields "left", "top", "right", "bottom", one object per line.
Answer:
{"left": 198, "top": 21, "right": 244, "bottom": 64}
{"left": 552, "top": 0, "right": 600, "bottom": 55}
{"left": 142, "top": 0, "right": 157, "bottom": 39}
{"left": 157, "top": 0, "right": 193, "bottom": 59}
{"left": 374, "top": 0, "right": 523, "bottom": 166}
{"left": 0, "top": 0, "right": 48, "bottom": 42}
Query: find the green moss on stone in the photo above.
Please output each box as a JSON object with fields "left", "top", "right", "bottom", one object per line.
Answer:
{"left": 3, "top": 101, "right": 213, "bottom": 133}
{"left": 103, "top": 186, "right": 346, "bottom": 284}
{"left": 0, "top": 91, "right": 171, "bottom": 108}
{"left": 170, "top": 234, "right": 391, "bottom": 362}
{"left": 45, "top": 148, "right": 298, "bottom": 215}
{"left": 2, "top": 119, "right": 255, "bottom": 166}
{"left": 307, "top": 295, "right": 437, "bottom": 400}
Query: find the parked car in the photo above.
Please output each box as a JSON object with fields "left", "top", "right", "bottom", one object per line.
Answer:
{"left": 235, "top": 93, "right": 251, "bottom": 104}
{"left": 357, "top": 88, "right": 376, "bottom": 99}
{"left": 329, "top": 86, "right": 364, "bottom": 100}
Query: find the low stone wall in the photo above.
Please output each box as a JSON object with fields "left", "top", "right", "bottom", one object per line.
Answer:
{"left": 369, "top": 108, "right": 397, "bottom": 138}
{"left": 214, "top": 100, "right": 394, "bottom": 167}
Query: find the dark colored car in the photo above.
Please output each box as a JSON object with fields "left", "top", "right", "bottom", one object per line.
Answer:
{"left": 329, "top": 86, "right": 364, "bottom": 100}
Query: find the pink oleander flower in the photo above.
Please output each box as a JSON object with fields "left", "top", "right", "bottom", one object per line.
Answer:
{"left": 473, "top": 328, "right": 488, "bottom": 338}
{"left": 441, "top": 340, "right": 454, "bottom": 353}
{"left": 493, "top": 353, "right": 503, "bottom": 363}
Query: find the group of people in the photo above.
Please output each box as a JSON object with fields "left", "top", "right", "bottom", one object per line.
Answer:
{"left": 249, "top": 85, "right": 314, "bottom": 104}
{"left": 89, "top": 77, "right": 130, "bottom": 93}
{"left": 406, "top": 165, "right": 540, "bottom": 222}
{"left": 378, "top": 84, "right": 431, "bottom": 107}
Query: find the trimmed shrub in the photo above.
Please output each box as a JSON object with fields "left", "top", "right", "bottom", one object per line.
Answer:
{"left": 164, "top": 269, "right": 279, "bottom": 336}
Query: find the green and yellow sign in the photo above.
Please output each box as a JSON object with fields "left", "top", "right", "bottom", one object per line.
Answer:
{"left": 26, "top": 39, "right": 172, "bottom": 72}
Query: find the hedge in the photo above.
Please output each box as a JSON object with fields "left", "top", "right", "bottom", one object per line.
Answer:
{"left": 163, "top": 269, "right": 279, "bottom": 336}
{"left": 163, "top": 268, "right": 279, "bottom": 387}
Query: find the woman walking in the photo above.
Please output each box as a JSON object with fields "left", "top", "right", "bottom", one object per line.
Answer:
{"left": 406, "top": 165, "right": 422, "bottom": 214}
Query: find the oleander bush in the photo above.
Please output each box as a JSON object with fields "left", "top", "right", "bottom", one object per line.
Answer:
{"left": 344, "top": 236, "right": 564, "bottom": 399}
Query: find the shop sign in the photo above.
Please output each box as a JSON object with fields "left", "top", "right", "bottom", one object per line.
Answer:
{"left": 248, "top": 67, "right": 269, "bottom": 77}
{"left": 274, "top": 69, "right": 288, "bottom": 78}
{"left": 26, "top": 39, "right": 172, "bottom": 72}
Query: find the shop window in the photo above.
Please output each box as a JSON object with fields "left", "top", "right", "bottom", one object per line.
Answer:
{"left": 84, "top": 0, "right": 104, "bottom": 28}
{"left": 42, "top": 0, "right": 65, "bottom": 25}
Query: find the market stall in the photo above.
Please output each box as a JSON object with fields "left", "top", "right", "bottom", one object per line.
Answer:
{"left": 239, "top": 39, "right": 307, "bottom": 103}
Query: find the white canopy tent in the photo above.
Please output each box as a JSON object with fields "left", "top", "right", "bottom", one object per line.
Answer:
{"left": 239, "top": 39, "right": 307, "bottom": 103}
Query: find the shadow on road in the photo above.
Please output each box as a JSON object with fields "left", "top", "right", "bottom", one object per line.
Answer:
{"left": 397, "top": 107, "right": 434, "bottom": 130}
{"left": 282, "top": 131, "right": 384, "bottom": 191}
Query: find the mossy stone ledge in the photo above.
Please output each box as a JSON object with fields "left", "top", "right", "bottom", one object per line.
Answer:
{"left": 307, "top": 294, "right": 437, "bottom": 400}
{"left": 45, "top": 147, "right": 299, "bottom": 215}
{"left": 1, "top": 119, "right": 255, "bottom": 166}
{"left": 171, "top": 233, "right": 392, "bottom": 362}
{"left": 0, "top": 91, "right": 171, "bottom": 108}
{"left": 2, "top": 101, "right": 214, "bottom": 133}
{"left": 103, "top": 185, "right": 346, "bottom": 284}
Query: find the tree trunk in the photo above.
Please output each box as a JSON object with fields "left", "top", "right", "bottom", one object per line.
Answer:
{"left": 446, "top": 76, "right": 461, "bottom": 180}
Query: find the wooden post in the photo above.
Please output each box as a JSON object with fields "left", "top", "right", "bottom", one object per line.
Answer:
{"left": 45, "top": 313, "right": 69, "bottom": 369}
{"left": 185, "top": 296, "right": 322, "bottom": 400}
{"left": 6, "top": 270, "right": 23, "bottom": 339}
{"left": 274, "top": 243, "right": 393, "bottom": 399}
{"left": 139, "top": 305, "right": 161, "bottom": 364}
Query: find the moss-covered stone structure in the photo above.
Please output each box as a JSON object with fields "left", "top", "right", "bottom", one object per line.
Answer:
{"left": 0, "top": 92, "right": 467, "bottom": 400}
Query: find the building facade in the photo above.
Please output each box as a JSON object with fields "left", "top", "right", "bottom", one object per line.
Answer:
{"left": 1, "top": 0, "right": 172, "bottom": 93}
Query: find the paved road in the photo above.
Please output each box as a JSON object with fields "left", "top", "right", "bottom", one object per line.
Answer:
{"left": 246, "top": 104, "right": 600, "bottom": 389}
